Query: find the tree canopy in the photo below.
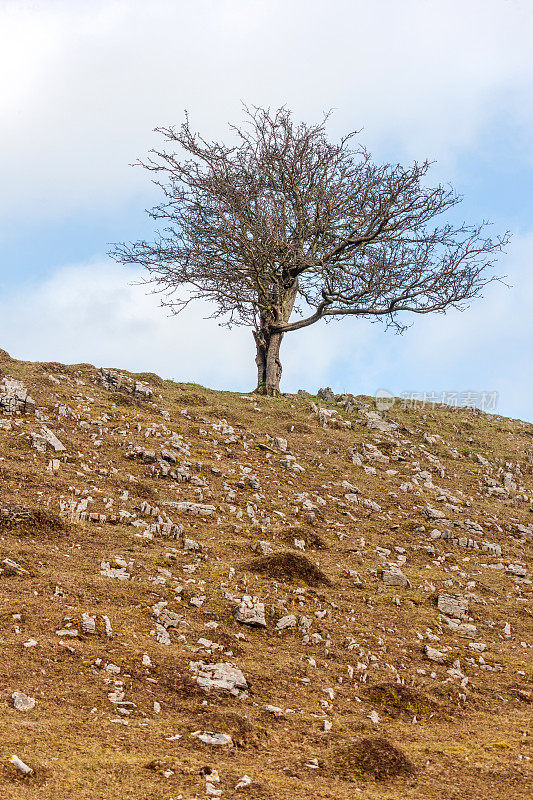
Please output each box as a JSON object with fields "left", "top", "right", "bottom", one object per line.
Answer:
{"left": 110, "top": 107, "right": 509, "bottom": 394}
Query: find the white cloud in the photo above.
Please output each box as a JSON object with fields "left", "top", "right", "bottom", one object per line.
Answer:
{"left": 0, "top": 261, "right": 253, "bottom": 388}
{"left": 1, "top": 0, "right": 532, "bottom": 220}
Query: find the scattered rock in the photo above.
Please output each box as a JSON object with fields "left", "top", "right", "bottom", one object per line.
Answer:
{"left": 437, "top": 594, "right": 468, "bottom": 617}
{"left": 0, "top": 379, "right": 35, "bottom": 415}
{"left": 381, "top": 568, "right": 411, "bottom": 588}
{"left": 191, "top": 731, "right": 233, "bottom": 746}
{"left": 317, "top": 387, "right": 336, "bottom": 403}
{"left": 232, "top": 596, "right": 267, "bottom": 627}
{"left": 99, "top": 367, "right": 153, "bottom": 401}
{"left": 424, "top": 645, "right": 447, "bottom": 664}
{"left": 275, "top": 614, "right": 297, "bottom": 631}
{"left": 9, "top": 754, "right": 33, "bottom": 775}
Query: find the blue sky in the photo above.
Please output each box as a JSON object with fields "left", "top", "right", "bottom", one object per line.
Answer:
{"left": 1, "top": 0, "right": 532, "bottom": 421}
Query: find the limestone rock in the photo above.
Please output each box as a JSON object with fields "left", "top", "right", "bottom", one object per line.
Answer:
{"left": 168, "top": 501, "right": 216, "bottom": 516}
{"left": 190, "top": 661, "right": 248, "bottom": 695}
{"left": 275, "top": 614, "right": 297, "bottom": 631}
{"left": 381, "top": 568, "right": 411, "bottom": 588}
{"left": 9, "top": 755, "right": 33, "bottom": 775}
{"left": 99, "top": 367, "right": 153, "bottom": 400}
{"left": 422, "top": 505, "right": 447, "bottom": 520}
{"left": 40, "top": 426, "right": 66, "bottom": 452}
{"left": 317, "top": 387, "right": 336, "bottom": 403}
{"left": 424, "top": 645, "right": 446, "bottom": 663}
{"left": 232, "top": 596, "right": 266, "bottom": 627}
{"left": 506, "top": 563, "right": 526, "bottom": 577}
{"left": 0, "top": 379, "right": 35, "bottom": 415}
{"left": 437, "top": 594, "right": 468, "bottom": 617}
{"left": 192, "top": 731, "right": 233, "bottom": 746}
{"left": 12, "top": 692, "right": 36, "bottom": 711}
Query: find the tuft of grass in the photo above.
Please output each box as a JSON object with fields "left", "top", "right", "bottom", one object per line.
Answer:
{"left": 328, "top": 737, "right": 416, "bottom": 781}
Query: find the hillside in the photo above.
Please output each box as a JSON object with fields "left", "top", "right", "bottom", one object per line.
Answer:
{"left": 0, "top": 348, "right": 531, "bottom": 800}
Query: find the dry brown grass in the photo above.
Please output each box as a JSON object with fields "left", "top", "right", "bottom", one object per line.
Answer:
{"left": 0, "top": 352, "right": 531, "bottom": 799}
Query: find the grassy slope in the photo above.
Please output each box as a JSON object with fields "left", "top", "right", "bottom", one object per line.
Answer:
{"left": 0, "top": 349, "right": 532, "bottom": 799}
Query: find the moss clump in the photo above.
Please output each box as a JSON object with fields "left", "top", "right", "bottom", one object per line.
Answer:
{"left": 367, "top": 683, "right": 438, "bottom": 720}
{"left": 0, "top": 505, "right": 70, "bottom": 537}
{"left": 246, "top": 551, "right": 331, "bottom": 587}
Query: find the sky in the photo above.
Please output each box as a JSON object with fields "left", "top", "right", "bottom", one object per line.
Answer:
{"left": 1, "top": 0, "right": 532, "bottom": 421}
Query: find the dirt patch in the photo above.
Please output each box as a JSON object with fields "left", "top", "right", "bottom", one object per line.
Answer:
{"left": 234, "top": 781, "right": 272, "bottom": 798}
{"left": 245, "top": 551, "right": 331, "bottom": 587}
{"left": 287, "top": 422, "right": 313, "bottom": 433}
{"left": 366, "top": 683, "right": 438, "bottom": 720}
{"left": 329, "top": 737, "right": 416, "bottom": 781}
{"left": 109, "top": 391, "right": 137, "bottom": 407}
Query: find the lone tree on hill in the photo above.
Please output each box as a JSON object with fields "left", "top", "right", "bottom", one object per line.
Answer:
{"left": 110, "top": 107, "right": 509, "bottom": 395}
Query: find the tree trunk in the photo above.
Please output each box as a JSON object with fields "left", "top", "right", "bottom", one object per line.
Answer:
{"left": 254, "top": 331, "right": 267, "bottom": 391}
{"left": 253, "top": 282, "right": 297, "bottom": 396}
{"left": 265, "top": 331, "right": 283, "bottom": 396}
{"left": 254, "top": 330, "right": 284, "bottom": 396}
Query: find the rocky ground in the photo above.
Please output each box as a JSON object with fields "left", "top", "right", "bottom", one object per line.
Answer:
{"left": 0, "top": 347, "right": 531, "bottom": 799}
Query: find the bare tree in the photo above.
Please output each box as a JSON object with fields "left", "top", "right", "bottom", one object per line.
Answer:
{"left": 110, "top": 107, "right": 509, "bottom": 395}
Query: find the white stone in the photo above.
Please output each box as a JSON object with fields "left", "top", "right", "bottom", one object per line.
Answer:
{"left": 40, "top": 425, "right": 66, "bottom": 452}
{"left": 232, "top": 596, "right": 266, "bottom": 627}
{"left": 192, "top": 731, "right": 233, "bottom": 746}
{"left": 424, "top": 645, "right": 446, "bottom": 663}
{"left": 190, "top": 661, "right": 248, "bottom": 695}
{"left": 155, "top": 623, "right": 171, "bottom": 645}
{"left": 81, "top": 613, "right": 96, "bottom": 634}
{"left": 168, "top": 501, "right": 216, "bottom": 516}
{"left": 382, "top": 568, "right": 410, "bottom": 588}
{"left": 275, "top": 614, "right": 297, "bottom": 631}
{"left": 9, "top": 754, "right": 33, "bottom": 775}
{"left": 12, "top": 692, "right": 36, "bottom": 711}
